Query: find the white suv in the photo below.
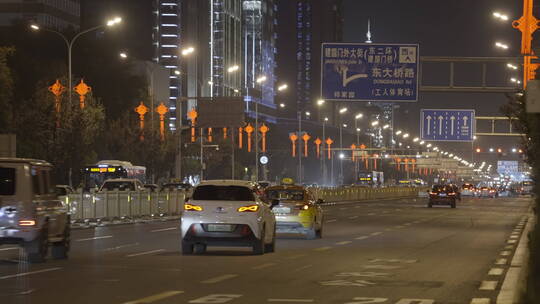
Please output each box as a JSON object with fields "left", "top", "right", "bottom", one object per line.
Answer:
{"left": 0, "top": 158, "right": 70, "bottom": 262}
{"left": 181, "top": 180, "right": 276, "bottom": 255}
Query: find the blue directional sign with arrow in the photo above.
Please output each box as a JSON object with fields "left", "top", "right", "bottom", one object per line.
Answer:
{"left": 420, "top": 109, "right": 475, "bottom": 142}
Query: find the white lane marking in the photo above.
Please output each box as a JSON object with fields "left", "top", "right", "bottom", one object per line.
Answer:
{"left": 125, "top": 249, "right": 165, "bottom": 258}
{"left": 292, "top": 264, "right": 313, "bottom": 272}
{"left": 286, "top": 254, "right": 306, "bottom": 260}
{"left": 0, "top": 267, "right": 62, "bottom": 280}
{"left": 355, "top": 236, "right": 370, "bottom": 240}
{"left": 268, "top": 299, "right": 314, "bottom": 303}
{"left": 251, "top": 263, "right": 276, "bottom": 270}
{"left": 367, "top": 213, "right": 376, "bottom": 215}
{"left": 151, "top": 227, "right": 177, "bottom": 233}
{"left": 335, "top": 241, "right": 352, "bottom": 245}
{"left": 479, "top": 280, "right": 498, "bottom": 290}
{"left": 412, "top": 220, "right": 421, "bottom": 224}
{"left": 354, "top": 206, "right": 361, "bottom": 209}
{"left": 488, "top": 268, "right": 504, "bottom": 276}
{"left": 370, "top": 232, "right": 383, "bottom": 236}
{"left": 507, "top": 240, "right": 517, "bottom": 244}
{"left": 201, "top": 274, "right": 238, "bottom": 284}
{"left": 509, "top": 235, "right": 519, "bottom": 239}
{"left": 500, "top": 251, "right": 511, "bottom": 256}
{"left": 18, "top": 289, "right": 36, "bottom": 295}
{"left": 102, "top": 243, "right": 140, "bottom": 252}
{"left": 76, "top": 235, "right": 113, "bottom": 242}
{"left": 396, "top": 300, "right": 434, "bottom": 304}
{"left": 122, "top": 291, "right": 184, "bottom": 304}
{"left": 395, "top": 225, "right": 406, "bottom": 229}
{"left": 339, "top": 207, "right": 347, "bottom": 210}
{"left": 370, "top": 259, "right": 417, "bottom": 264}
{"left": 403, "top": 223, "right": 412, "bottom": 226}
{"left": 504, "top": 245, "right": 514, "bottom": 250}
{"left": 314, "top": 246, "right": 332, "bottom": 251}
{"left": 189, "top": 294, "right": 242, "bottom": 303}
{"left": 384, "top": 228, "right": 393, "bottom": 231}
{"left": 362, "top": 265, "right": 402, "bottom": 270}
{"left": 348, "top": 216, "right": 359, "bottom": 219}
{"left": 0, "top": 247, "right": 18, "bottom": 252}
{"left": 326, "top": 219, "right": 337, "bottom": 223}
{"left": 470, "top": 298, "right": 490, "bottom": 304}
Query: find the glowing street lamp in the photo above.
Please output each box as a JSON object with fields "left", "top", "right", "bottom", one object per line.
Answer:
{"left": 395, "top": 130, "right": 402, "bottom": 135}
{"left": 279, "top": 103, "right": 285, "bottom": 108}
{"left": 355, "top": 113, "right": 363, "bottom": 119}
{"left": 495, "top": 42, "right": 509, "bottom": 49}
{"left": 278, "top": 84, "right": 288, "bottom": 91}
{"left": 493, "top": 12, "right": 509, "bottom": 21}
{"left": 371, "top": 121, "right": 379, "bottom": 126}
{"left": 181, "top": 46, "right": 195, "bottom": 56}
{"left": 256, "top": 75, "right": 267, "bottom": 83}
{"left": 317, "top": 99, "right": 325, "bottom": 106}
{"left": 507, "top": 63, "right": 518, "bottom": 70}
{"left": 339, "top": 107, "right": 348, "bottom": 114}
{"left": 119, "top": 52, "right": 128, "bottom": 59}
{"left": 227, "top": 65, "right": 240, "bottom": 73}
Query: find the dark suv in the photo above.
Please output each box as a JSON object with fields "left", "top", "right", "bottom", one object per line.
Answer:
{"left": 0, "top": 158, "right": 70, "bottom": 262}
{"left": 428, "top": 184, "right": 458, "bottom": 208}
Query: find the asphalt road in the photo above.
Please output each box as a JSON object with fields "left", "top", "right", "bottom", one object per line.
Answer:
{"left": 0, "top": 195, "right": 532, "bottom": 304}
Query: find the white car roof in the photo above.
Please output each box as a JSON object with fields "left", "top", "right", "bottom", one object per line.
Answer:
{"left": 197, "top": 180, "right": 257, "bottom": 188}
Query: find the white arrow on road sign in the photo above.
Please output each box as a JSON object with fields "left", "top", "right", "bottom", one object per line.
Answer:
{"left": 450, "top": 116, "right": 456, "bottom": 136}
{"left": 463, "top": 116, "right": 468, "bottom": 127}
{"left": 438, "top": 116, "right": 444, "bottom": 135}
{"left": 426, "top": 116, "right": 432, "bottom": 135}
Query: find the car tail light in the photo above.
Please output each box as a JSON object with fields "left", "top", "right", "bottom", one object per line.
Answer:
{"left": 448, "top": 192, "right": 456, "bottom": 195}
{"left": 238, "top": 205, "right": 259, "bottom": 212}
{"left": 430, "top": 192, "right": 437, "bottom": 195}
{"left": 18, "top": 220, "right": 36, "bottom": 226}
{"left": 184, "top": 203, "right": 203, "bottom": 211}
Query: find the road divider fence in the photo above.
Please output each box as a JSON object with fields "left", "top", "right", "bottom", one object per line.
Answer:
{"left": 315, "top": 186, "right": 427, "bottom": 203}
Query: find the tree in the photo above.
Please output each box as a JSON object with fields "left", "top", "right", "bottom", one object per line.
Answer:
{"left": 0, "top": 47, "right": 14, "bottom": 130}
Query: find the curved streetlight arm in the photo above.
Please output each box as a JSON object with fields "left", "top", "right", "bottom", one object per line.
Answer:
{"left": 39, "top": 27, "right": 70, "bottom": 51}
{"left": 69, "top": 25, "right": 104, "bottom": 50}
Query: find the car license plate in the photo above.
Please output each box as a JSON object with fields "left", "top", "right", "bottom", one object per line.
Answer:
{"left": 207, "top": 224, "right": 234, "bottom": 232}
{"left": 273, "top": 207, "right": 291, "bottom": 214}
{"left": 439, "top": 193, "right": 446, "bottom": 197}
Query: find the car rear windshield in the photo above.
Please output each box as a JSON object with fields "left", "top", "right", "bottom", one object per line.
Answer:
{"left": 101, "top": 181, "right": 135, "bottom": 191}
{"left": 0, "top": 167, "right": 16, "bottom": 196}
{"left": 431, "top": 185, "right": 445, "bottom": 191}
{"left": 192, "top": 185, "right": 255, "bottom": 201}
{"left": 266, "top": 189, "right": 305, "bottom": 201}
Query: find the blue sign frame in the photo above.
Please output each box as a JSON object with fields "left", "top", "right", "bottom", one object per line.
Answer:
{"left": 420, "top": 109, "right": 475, "bottom": 142}
{"left": 321, "top": 43, "right": 419, "bottom": 102}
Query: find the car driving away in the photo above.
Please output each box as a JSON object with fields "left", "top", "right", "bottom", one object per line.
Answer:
{"left": 0, "top": 158, "right": 70, "bottom": 263}
{"left": 461, "top": 183, "right": 476, "bottom": 197}
{"left": 477, "top": 186, "right": 497, "bottom": 198}
{"left": 180, "top": 180, "right": 276, "bottom": 255}
{"left": 265, "top": 184, "right": 323, "bottom": 239}
{"left": 428, "top": 184, "right": 458, "bottom": 208}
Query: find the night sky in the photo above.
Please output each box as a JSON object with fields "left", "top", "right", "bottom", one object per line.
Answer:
{"left": 343, "top": 0, "right": 526, "bottom": 164}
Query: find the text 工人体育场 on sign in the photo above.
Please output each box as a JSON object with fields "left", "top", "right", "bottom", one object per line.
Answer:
{"left": 321, "top": 43, "right": 419, "bottom": 102}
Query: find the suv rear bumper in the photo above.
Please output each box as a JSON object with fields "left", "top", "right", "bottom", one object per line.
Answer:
{"left": 0, "top": 228, "right": 40, "bottom": 244}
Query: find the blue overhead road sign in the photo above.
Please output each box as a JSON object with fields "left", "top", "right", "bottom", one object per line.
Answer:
{"left": 321, "top": 43, "right": 419, "bottom": 102}
{"left": 421, "top": 109, "right": 475, "bottom": 142}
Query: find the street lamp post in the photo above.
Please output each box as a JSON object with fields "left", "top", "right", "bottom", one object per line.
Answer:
{"left": 322, "top": 117, "right": 328, "bottom": 185}
{"left": 254, "top": 75, "right": 267, "bottom": 182}
{"left": 31, "top": 17, "right": 122, "bottom": 106}
{"left": 338, "top": 106, "right": 348, "bottom": 184}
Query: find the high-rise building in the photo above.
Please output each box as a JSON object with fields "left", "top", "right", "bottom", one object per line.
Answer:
{"left": 0, "top": 0, "right": 80, "bottom": 30}
{"left": 277, "top": 0, "right": 343, "bottom": 113}
{"left": 153, "top": 0, "right": 182, "bottom": 130}
{"left": 243, "top": 0, "right": 277, "bottom": 121}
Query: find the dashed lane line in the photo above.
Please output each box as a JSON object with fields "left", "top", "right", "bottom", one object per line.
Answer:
{"left": 150, "top": 227, "right": 177, "bottom": 233}
{"left": 355, "top": 236, "right": 370, "bottom": 240}
{"left": 292, "top": 264, "right": 313, "bottom": 272}
{"left": 479, "top": 280, "right": 498, "bottom": 291}
{"left": 500, "top": 251, "right": 511, "bottom": 256}
{"left": 488, "top": 268, "right": 504, "bottom": 276}
{"left": 0, "top": 247, "right": 18, "bottom": 251}
{"left": 367, "top": 213, "right": 376, "bottom": 215}
{"left": 0, "top": 267, "right": 62, "bottom": 280}
{"left": 504, "top": 245, "right": 514, "bottom": 250}
{"left": 76, "top": 235, "right": 113, "bottom": 242}
{"left": 507, "top": 240, "right": 517, "bottom": 244}
{"left": 335, "top": 241, "right": 352, "bottom": 245}
{"left": 348, "top": 216, "right": 359, "bottom": 219}
{"left": 268, "top": 299, "right": 314, "bottom": 303}
{"left": 122, "top": 291, "right": 184, "bottom": 304}
{"left": 509, "top": 235, "right": 519, "bottom": 239}
{"left": 102, "top": 243, "right": 140, "bottom": 252}
{"left": 314, "top": 246, "right": 332, "bottom": 251}
{"left": 201, "top": 274, "right": 238, "bottom": 284}
{"left": 286, "top": 254, "right": 306, "bottom": 260}
{"left": 125, "top": 249, "right": 165, "bottom": 258}
{"left": 326, "top": 219, "right": 337, "bottom": 223}
{"left": 470, "top": 298, "right": 490, "bottom": 304}
{"left": 252, "top": 263, "right": 276, "bottom": 270}
{"left": 370, "top": 232, "right": 383, "bottom": 236}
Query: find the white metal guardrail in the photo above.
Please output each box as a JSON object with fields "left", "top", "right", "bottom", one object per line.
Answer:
{"left": 60, "top": 190, "right": 186, "bottom": 222}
